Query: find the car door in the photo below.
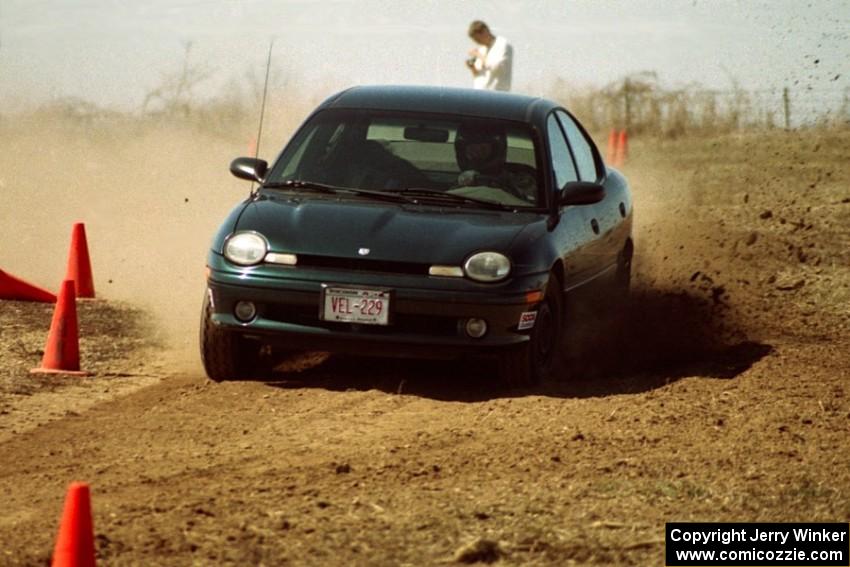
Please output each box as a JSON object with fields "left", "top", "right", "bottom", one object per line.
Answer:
{"left": 545, "top": 113, "right": 598, "bottom": 291}
{"left": 555, "top": 109, "right": 621, "bottom": 280}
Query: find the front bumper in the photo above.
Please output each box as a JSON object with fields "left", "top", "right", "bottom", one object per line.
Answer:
{"left": 206, "top": 256, "right": 548, "bottom": 359}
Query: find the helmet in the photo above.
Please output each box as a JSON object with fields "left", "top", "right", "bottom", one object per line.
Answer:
{"left": 454, "top": 122, "right": 507, "bottom": 175}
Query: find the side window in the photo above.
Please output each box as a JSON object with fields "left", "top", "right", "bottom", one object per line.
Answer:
{"left": 556, "top": 110, "right": 598, "bottom": 182}
{"left": 546, "top": 114, "right": 578, "bottom": 190}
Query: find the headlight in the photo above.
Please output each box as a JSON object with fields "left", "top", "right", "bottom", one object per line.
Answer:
{"left": 223, "top": 232, "right": 268, "bottom": 266}
{"left": 464, "top": 252, "right": 511, "bottom": 282}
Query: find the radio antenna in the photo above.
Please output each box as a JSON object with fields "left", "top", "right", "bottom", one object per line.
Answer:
{"left": 251, "top": 39, "right": 274, "bottom": 195}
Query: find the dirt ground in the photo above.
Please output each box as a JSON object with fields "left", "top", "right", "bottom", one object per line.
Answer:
{"left": 0, "top": 123, "right": 848, "bottom": 565}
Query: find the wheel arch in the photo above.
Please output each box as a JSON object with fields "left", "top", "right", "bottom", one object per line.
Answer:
{"left": 548, "top": 259, "right": 566, "bottom": 319}
{"left": 621, "top": 237, "right": 634, "bottom": 263}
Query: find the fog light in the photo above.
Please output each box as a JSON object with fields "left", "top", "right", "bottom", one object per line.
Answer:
{"left": 234, "top": 301, "right": 257, "bottom": 322}
{"left": 465, "top": 318, "right": 488, "bottom": 338}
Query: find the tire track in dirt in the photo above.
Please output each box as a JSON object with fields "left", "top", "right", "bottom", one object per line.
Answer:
{"left": 1, "top": 326, "right": 847, "bottom": 565}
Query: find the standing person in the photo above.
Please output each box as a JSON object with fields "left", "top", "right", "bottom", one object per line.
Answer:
{"left": 465, "top": 20, "right": 513, "bottom": 92}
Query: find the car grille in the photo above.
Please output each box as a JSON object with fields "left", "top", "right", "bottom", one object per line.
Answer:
{"left": 296, "top": 254, "right": 430, "bottom": 276}
{"left": 264, "top": 304, "right": 458, "bottom": 337}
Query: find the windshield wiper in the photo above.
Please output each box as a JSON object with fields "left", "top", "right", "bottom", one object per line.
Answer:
{"left": 262, "top": 179, "right": 344, "bottom": 193}
{"left": 396, "top": 188, "right": 514, "bottom": 210}
{"left": 262, "top": 180, "right": 412, "bottom": 203}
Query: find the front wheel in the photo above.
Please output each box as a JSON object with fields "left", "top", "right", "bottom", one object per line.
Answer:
{"left": 498, "top": 277, "right": 563, "bottom": 388}
{"left": 199, "top": 293, "right": 261, "bottom": 382}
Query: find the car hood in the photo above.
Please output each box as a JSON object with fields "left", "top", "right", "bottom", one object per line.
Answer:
{"left": 233, "top": 194, "right": 542, "bottom": 265}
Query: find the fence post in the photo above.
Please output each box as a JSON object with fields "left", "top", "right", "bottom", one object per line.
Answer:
{"left": 783, "top": 87, "right": 791, "bottom": 129}
{"left": 623, "top": 78, "right": 632, "bottom": 132}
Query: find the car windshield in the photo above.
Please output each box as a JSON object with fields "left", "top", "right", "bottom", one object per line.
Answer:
{"left": 264, "top": 109, "right": 543, "bottom": 208}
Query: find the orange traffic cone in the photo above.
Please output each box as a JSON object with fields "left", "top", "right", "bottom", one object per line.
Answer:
{"left": 606, "top": 129, "right": 617, "bottom": 163}
{"left": 31, "top": 280, "right": 88, "bottom": 376}
{"left": 66, "top": 223, "right": 95, "bottom": 299}
{"left": 51, "top": 482, "right": 96, "bottom": 567}
{"left": 0, "top": 269, "right": 57, "bottom": 302}
{"left": 614, "top": 130, "right": 629, "bottom": 167}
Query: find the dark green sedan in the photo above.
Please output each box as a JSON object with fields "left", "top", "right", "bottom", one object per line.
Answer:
{"left": 201, "top": 85, "right": 633, "bottom": 386}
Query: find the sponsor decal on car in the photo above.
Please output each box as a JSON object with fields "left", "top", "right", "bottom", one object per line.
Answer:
{"left": 518, "top": 310, "right": 537, "bottom": 330}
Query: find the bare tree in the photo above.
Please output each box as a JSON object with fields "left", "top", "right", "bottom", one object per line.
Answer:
{"left": 142, "top": 41, "right": 213, "bottom": 118}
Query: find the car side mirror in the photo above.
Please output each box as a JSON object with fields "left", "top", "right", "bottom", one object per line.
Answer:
{"left": 230, "top": 157, "right": 268, "bottom": 183}
{"left": 559, "top": 181, "right": 605, "bottom": 206}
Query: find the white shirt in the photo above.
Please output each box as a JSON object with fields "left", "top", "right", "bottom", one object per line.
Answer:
{"left": 471, "top": 36, "right": 513, "bottom": 92}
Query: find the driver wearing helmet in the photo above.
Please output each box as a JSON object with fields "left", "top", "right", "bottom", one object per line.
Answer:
{"left": 454, "top": 123, "right": 537, "bottom": 203}
{"left": 454, "top": 123, "right": 507, "bottom": 186}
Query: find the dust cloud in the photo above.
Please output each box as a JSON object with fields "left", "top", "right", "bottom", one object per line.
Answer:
{"left": 3, "top": 115, "right": 847, "bottom": 376}
{"left": 0, "top": 118, "right": 275, "bottom": 370}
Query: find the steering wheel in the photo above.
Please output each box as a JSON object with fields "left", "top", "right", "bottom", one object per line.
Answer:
{"left": 502, "top": 163, "right": 539, "bottom": 203}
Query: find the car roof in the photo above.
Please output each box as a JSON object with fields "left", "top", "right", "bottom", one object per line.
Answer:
{"left": 318, "top": 85, "right": 558, "bottom": 123}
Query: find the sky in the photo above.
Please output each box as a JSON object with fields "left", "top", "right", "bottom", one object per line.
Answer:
{"left": 0, "top": 0, "right": 847, "bottom": 114}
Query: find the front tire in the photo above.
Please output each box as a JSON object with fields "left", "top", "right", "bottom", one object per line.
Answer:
{"left": 199, "top": 293, "right": 261, "bottom": 382}
{"left": 499, "top": 275, "right": 563, "bottom": 388}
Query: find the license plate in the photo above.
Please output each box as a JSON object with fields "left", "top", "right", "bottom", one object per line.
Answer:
{"left": 320, "top": 286, "right": 390, "bottom": 325}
